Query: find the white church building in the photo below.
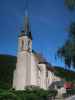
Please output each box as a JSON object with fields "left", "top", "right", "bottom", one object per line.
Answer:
{"left": 13, "top": 12, "right": 61, "bottom": 90}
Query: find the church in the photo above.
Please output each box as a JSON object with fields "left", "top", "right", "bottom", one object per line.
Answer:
{"left": 13, "top": 11, "right": 61, "bottom": 90}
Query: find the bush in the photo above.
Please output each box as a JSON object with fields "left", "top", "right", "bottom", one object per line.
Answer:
{"left": 0, "top": 87, "right": 58, "bottom": 100}
{"left": 0, "top": 90, "right": 18, "bottom": 100}
{"left": 0, "top": 84, "right": 58, "bottom": 100}
{"left": 66, "top": 88, "right": 75, "bottom": 95}
{"left": 63, "top": 88, "right": 75, "bottom": 98}
{"left": 48, "top": 89, "right": 57, "bottom": 99}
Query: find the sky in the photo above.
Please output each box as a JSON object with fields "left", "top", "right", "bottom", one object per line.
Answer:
{"left": 0, "top": 0, "right": 75, "bottom": 67}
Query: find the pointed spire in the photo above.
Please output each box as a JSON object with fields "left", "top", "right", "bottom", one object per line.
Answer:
{"left": 24, "top": 10, "right": 30, "bottom": 33}
{"left": 19, "top": 0, "right": 32, "bottom": 39}
{"left": 19, "top": 10, "right": 32, "bottom": 40}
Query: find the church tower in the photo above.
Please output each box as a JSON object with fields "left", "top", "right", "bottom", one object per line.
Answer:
{"left": 13, "top": 11, "right": 32, "bottom": 90}
{"left": 19, "top": 11, "right": 32, "bottom": 52}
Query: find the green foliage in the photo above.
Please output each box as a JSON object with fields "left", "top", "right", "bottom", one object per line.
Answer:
{"left": 0, "top": 54, "right": 16, "bottom": 89}
{"left": 54, "top": 67, "right": 75, "bottom": 81}
{"left": 57, "top": 22, "right": 75, "bottom": 69}
{"left": 24, "top": 87, "right": 49, "bottom": 100}
{"left": 58, "top": 0, "right": 75, "bottom": 68}
{"left": 0, "top": 82, "right": 9, "bottom": 90}
{"left": 48, "top": 90, "right": 57, "bottom": 97}
{"left": 0, "top": 90, "right": 18, "bottom": 100}
{"left": 65, "top": 0, "right": 75, "bottom": 10}
{"left": 54, "top": 67, "right": 66, "bottom": 78}
{"left": 0, "top": 88, "right": 57, "bottom": 100}
{"left": 66, "top": 89, "right": 75, "bottom": 96}
{"left": 58, "top": 0, "right": 75, "bottom": 69}
{"left": 69, "top": 22, "right": 75, "bottom": 36}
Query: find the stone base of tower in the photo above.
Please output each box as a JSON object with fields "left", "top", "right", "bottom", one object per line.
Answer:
{"left": 13, "top": 53, "right": 48, "bottom": 90}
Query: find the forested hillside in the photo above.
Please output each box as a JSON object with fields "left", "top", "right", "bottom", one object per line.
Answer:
{"left": 0, "top": 54, "right": 16, "bottom": 89}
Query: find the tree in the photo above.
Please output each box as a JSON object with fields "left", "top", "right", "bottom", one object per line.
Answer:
{"left": 57, "top": 22, "right": 75, "bottom": 69}
{"left": 57, "top": 0, "right": 75, "bottom": 69}
{"left": 65, "top": 0, "right": 75, "bottom": 10}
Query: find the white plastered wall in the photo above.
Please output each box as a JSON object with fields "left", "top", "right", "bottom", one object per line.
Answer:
{"left": 30, "top": 53, "right": 38, "bottom": 86}
{"left": 38, "top": 64, "right": 47, "bottom": 89}
{"left": 13, "top": 51, "right": 31, "bottom": 90}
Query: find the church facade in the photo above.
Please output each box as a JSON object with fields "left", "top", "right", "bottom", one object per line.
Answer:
{"left": 13, "top": 12, "right": 61, "bottom": 90}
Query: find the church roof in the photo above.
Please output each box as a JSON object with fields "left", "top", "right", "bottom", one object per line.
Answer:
{"left": 19, "top": 31, "right": 25, "bottom": 37}
{"left": 32, "top": 50, "right": 48, "bottom": 64}
{"left": 32, "top": 50, "right": 55, "bottom": 72}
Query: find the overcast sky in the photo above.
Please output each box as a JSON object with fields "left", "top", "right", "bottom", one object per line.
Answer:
{"left": 0, "top": 0, "right": 75, "bottom": 67}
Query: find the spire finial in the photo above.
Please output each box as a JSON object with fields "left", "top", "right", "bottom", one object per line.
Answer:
{"left": 24, "top": 0, "right": 29, "bottom": 32}
{"left": 25, "top": 0, "right": 28, "bottom": 15}
{"left": 25, "top": 9, "right": 28, "bottom": 16}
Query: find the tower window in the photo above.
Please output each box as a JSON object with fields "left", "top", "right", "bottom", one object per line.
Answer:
{"left": 21, "top": 40, "right": 24, "bottom": 50}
